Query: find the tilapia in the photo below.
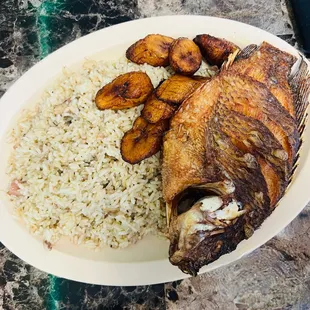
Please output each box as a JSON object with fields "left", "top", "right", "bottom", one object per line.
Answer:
{"left": 162, "top": 41, "right": 309, "bottom": 275}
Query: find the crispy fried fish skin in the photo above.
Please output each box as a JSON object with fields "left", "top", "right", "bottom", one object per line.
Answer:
{"left": 142, "top": 75, "right": 206, "bottom": 123}
{"left": 95, "top": 72, "right": 153, "bottom": 110}
{"left": 121, "top": 116, "right": 168, "bottom": 164}
{"left": 231, "top": 42, "right": 297, "bottom": 117}
{"left": 126, "top": 34, "right": 174, "bottom": 67}
{"left": 193, "top": 34, "right": 239, "bottom": 67}
{"left": 169, "top": 38, "right": 202, "bottom": 75}
{"left": 163, "top": 60, "right": 299, "bottom": 275}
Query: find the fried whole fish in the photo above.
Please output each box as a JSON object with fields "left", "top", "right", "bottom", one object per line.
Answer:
{"left": 162, "top": 42, "right": 302, "bottom": 275}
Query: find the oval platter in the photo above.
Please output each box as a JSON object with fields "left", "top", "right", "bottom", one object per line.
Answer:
{"left": 0, "top": 15, "right": 309, "bottom": 286}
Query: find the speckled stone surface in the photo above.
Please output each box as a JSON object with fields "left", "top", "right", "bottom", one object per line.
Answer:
{"left": 0, "top": 0, "right": 309, "bottom": 309}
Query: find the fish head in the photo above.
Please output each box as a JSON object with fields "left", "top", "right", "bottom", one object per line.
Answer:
{"left": 168, "top": 181, "right": 246, "bottom": 275}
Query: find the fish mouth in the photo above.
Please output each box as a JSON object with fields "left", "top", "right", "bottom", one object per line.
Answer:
{"left": 168, "top": 181, "right": 246, "bottom": 275}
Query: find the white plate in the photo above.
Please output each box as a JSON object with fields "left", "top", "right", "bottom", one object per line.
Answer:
{"left": 0, "top": 15, "right": 309, "bottom": 286}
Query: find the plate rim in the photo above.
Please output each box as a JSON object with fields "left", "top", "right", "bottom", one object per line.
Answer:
{"left": 0, "top": 15, "right": 309, "bottom": 286}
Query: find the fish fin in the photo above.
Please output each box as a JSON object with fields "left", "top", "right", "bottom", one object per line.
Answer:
{"left": 236, "top": 44, "right": 258, "bottom": 60}
{"left": 289, "top": 54, "right": 310, "bottom": 131}
{"left": 222, "top": 48, "right": 241, "bottom": 70}
{"left": 288, "top": 55, "right": 310, "bottom": 186}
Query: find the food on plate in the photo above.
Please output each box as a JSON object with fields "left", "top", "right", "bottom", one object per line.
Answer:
{"left": 169, "top": 38, "right": 202, "bottom": 75}
{"left": 194, "top": 34, "right": 239, "bottom": 66}
{"left": 6, "top": 30, "right": 309, "bottom": 278}
{"left": 7, "top": 57, "right": 170, "bottom": 249}
{"left": 7, "top": 35, "right": 215, "bottom": 250}
{"left": 95, "top": 71, "right": 153, "bottom": 110}
{"left": 142, "top": 94, "right": 176, "bottom": 124}
{"left": 121, "top": 116, "right": 169, "bottom": 164}
{"left": 162, "top": 41, "right": 302, "bottom": 275}
{"left": 126, "top": 34, "right": 174, "bottom": 67}
{"left": 142, "top": 74, "right": 208, "bottom": 123}
{"left": 123, "top": 74, "right": 210, "bottom": 164}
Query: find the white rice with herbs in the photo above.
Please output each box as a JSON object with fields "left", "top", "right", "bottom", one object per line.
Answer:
{"left": 7, "top": 56, "right": 214, "bottom": 250}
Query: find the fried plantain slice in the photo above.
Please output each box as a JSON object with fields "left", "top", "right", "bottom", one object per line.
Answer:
{"left": 142, "top": 94, "right": 177, "bottom": 124}
{"left": 155, "top": 75, "right": 204, "bottom": 104}
{"left": 95, "top": 71, "right": 153, "bottom": 110}
{"left": 121, "top": 116, "right": 169, "bottom": 164}
{"left": 126, "top": 34, "right": 174, "bottom": 67}
{"left": 193, "top": 34, "right": 239, "bottom": 67}
{"left": 169, "top": 38, "right": 202, "bottom": 76}
{"left": 142, "top": 74, "right": 206, "bottom": 123}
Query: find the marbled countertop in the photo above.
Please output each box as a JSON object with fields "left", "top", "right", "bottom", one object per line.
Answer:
{"left": 1, "top": 1, "right": 309, "bottom": 309}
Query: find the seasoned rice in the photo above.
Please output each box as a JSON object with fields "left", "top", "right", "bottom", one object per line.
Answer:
{"left": 7, "top": 56, "right": 214, "bottom": 249}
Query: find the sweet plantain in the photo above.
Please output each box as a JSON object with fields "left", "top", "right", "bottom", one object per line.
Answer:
{"left": 193, "top": 34, "right": 239, "bottom": 67}
{"left": 169, "top": 38, "right": 202, "bottom": 75}
{"left": 142, "top": 74, "right": 206, "bottom": 123}
{"left": 142, "top": 94, "right": 176, "bottom": 124}
{"left": 126, "top": 34, "right": 174, "bottom": 67}
{"left": 154, "top": 75, "right": 204, "bottom": 104}
{"left": 121, "top": 116, "right": 169, "bottom": 164}
{"left": 95, "top": 72, "right": 153, "bottom": 110}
